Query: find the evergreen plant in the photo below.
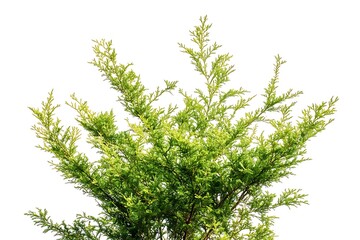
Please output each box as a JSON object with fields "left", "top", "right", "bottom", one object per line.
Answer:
{"left": 26, "top": 16, "right": 338, "bottom": 239}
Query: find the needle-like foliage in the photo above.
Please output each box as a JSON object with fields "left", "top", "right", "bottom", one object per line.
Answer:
{"left": 26, "top": 16, "right": 338, "bottom": 239}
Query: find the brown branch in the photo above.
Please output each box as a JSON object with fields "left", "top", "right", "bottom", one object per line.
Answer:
{"left": 202, "top": 187, "right": 250, "bottom": 240}
{"left": 183, "top": 197, "right": 198, "bottom": 239}
{"left": 186, "top": 201, "right": 197, "bottom": 224}
{"left": 202, "top": 229, "right": 213, "bottom": 240}
{"left": 231, "top": 186, "right": 250, "bottom": 211}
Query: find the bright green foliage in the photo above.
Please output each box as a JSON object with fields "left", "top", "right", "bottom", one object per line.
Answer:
{"left": 26, "top": 16, "right": 338, "bottom": 239}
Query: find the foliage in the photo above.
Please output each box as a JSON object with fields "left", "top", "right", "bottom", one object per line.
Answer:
{"left": 26, "top": 16, "right": 338, "bottom": 239}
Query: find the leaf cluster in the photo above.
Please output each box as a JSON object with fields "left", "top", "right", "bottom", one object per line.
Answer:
{"left": 27, "top": 16, "right": 338, "bottom": 239}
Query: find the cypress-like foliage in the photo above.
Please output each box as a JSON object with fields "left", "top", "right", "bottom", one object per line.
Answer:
{"left": 26, "top": 16, "right": 338, "bottom": 239}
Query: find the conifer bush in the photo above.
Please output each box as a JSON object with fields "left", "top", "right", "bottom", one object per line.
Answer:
{"left": 27, "top": 16, "right": 338, "bottom": 239}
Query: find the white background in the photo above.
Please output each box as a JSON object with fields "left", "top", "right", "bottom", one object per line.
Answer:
{"left": 1, "top": 1, "right": 359, "bottom": 239}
